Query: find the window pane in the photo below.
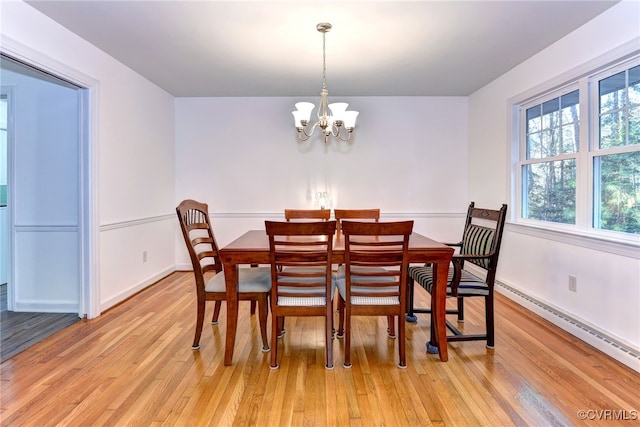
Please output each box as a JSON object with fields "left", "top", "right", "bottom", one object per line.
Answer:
{"left": 542, "top": 98, "right": 560, "bottom": 129}
{"left": 594, "top": 152, "right": 640, "bottom": 234}
{"left": 523, "top": 160, "right": 576, "bottom": 224}
{"left": 526, "top": 106, "right": 542, "bottom": 132}
{"left": 561, "top": 124, "right": 579, "bottom": 153}
{"left": 561, "top": 90, "right": 580, "bottom": 111}
{"left": 561, "top": 101, "right": 579, "bottom": 124}
{"left": 630, "top": 65, "right": 640, "bottom": 107}
{"left": 526, "top": 90, "right": 579, "bottom": 158}
{"left": 527, "top": 133, "right": 541, "bottom": 160}
{"left": 630, "top": 106, "right": 640, "bottom": 146}
{"left": 599, "top": 71, "right": 626, "bottom": 115}
{"left": 600, "top": 109, "right": 625, "bottom": 148}
{"left": 542, "top": 129, "right": 556, "bottom": 157}
{"left": 599, "top": 66, "right": 639, "bottom": 148}
{"left": 560, "top": 91, "right": 579, "bottom": 154}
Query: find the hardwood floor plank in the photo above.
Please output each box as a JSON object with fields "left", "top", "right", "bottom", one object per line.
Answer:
{"left": 2, "top": 271, "right": 639, "bottom": 426}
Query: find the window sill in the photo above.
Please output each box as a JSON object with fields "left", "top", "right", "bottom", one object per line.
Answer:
{"left": 507, "top": 222, "right": 640, "bottom": 259}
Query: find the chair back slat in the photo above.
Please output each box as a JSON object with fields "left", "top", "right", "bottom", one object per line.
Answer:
{"left": 284, "top": 209, "right": 331, "bottom": 221}
{"left": 334, "top": 208, "right": 380, "bottom": 231}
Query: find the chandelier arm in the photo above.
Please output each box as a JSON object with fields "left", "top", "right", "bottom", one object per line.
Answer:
{"left": 334, "top": 127, "right": 353, "bottom": 142}
{"left": 296, "top": 131, "right": 311, "bottom": 142}
{"left": 298, "top": 121, "right": 320, "bottom": 141}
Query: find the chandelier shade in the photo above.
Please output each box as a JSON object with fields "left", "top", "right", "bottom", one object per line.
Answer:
{"left": 293, "top": 23, "right": 359, "bottom": 144}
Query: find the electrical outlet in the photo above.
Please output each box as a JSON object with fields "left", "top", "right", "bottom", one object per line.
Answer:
{"left": 143, "top": 250, "right": 148, "bottom": 263}
{"left": 568, "top": 275, "right": 577, "bottom": 292}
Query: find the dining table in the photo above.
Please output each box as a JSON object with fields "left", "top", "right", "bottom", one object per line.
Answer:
{"left": 219, "top": 229, "right": 454, "bottom": 365}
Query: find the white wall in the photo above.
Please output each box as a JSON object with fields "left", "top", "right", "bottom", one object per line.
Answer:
{"left": 468, "top": 0, "right": 640, "bottom": 367}
{"left": 1, "top": 1, "right": 176, "bottom": 314}
{"left": 174, "top": 96, "right": 469, "bottom": 266}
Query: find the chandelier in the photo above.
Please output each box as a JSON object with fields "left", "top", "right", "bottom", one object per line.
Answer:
{"left": 292, "top": 23, "right": 359, "bottom": 144}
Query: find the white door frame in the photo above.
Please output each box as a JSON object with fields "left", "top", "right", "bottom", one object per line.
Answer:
{"left": 1, "top": 36, "right": 100, "bottom": 318}
{"left": 1, "top": 86, "right": 14, "bottom": 310}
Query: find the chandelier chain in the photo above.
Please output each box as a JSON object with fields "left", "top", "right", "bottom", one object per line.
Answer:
{"left": 322, "top": 31, "right": 327, "bottom": 90}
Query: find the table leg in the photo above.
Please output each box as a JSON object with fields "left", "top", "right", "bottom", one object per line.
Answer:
{"left": 432, "top": 261, "right": 449, "bottom": 362}
{"left": 224, "top": 263, "right": 239, "bottom": 366}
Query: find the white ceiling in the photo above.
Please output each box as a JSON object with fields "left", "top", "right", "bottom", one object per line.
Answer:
{"left": 25, "top": 0, "right": 619, "bottom": 97}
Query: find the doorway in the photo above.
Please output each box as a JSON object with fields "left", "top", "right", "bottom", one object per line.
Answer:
{"left": 0, "top": 53, "right": 92, "bottom": 360}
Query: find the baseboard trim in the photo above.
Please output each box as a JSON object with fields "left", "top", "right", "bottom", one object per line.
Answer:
{"left": 496, "top": 281, "right": 640, "bottom": 373}
{"left": 13, "top": 300, "right": 79, "bottom": 313}
{"left": 175, "top": 263, "right": 192, "bottom": 272}
{"left": 100, "top": 266, "right": 175, "bottom": 312}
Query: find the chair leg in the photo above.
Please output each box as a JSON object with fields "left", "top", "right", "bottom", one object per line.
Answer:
{"left": 486, "top": 294, "right": 495, "bottom": 348}
{"left": 457, "top": 297, "right": 465, "bottom": 322}
{"left": 192, "top": 298, "right": 206, "bottom": 350}
{"left": 250, "top": 300, "right": 257, "bottom": 315}
{"left": 387, "top": 316, "right": 396, "bottom": 338}
{"left": 336, "top": 298, "right": 345, "bottom": 338}
{"left": 211, "top": 301, "right": 222, "bottom": 324}
{"left": 325, "top": 305, "right": 334, "bottom": 370}
{"left": 343, "top": 306, "right": 352, "bottom": 368}
{"left": 405, "top": 276, "right": 417, "bottom": 323}
{"left": 398, "top": 313, "right": 407, "bottom": 368}
{"left": 270, "top": 311, "right": 280, "bottom": 369}
{"left": 428, "top": 302, "right": 437, "bottom": 352}
{"left": 277, "top": 317, "right": 286, "bottom": 338}
{"left": 257, "top": 295, "right": 270, "bottom": 352}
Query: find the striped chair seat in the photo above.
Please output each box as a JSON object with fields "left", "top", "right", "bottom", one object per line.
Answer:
{"left": 276, "top": 266, "right": 336, "bottom": 306}
{"left": 336, "top": 265, "right": 400, "bottom": 305}
{"left": 205, "top": 267, "right": 271, "bottom": 293}
{"left": 336, "top": 279, "right": 399, "bottom": 305}
{"left": 407, "top": 265, "right": 489, "bottom": 296}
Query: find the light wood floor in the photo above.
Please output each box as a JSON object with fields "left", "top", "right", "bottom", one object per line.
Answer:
{"left": 1, "top": 272, "right": 638, "bottom": 426}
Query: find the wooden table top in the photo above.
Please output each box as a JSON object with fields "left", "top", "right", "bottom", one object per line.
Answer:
{"left": 220, "top": 229, "right": 454, "bottom": 263}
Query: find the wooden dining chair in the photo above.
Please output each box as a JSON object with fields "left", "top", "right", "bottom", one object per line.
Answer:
{"left": 333, "top": 208, "right": 382, "bottom": 279}
{"left": 265, "top": 220, "right": 337, "bottom": 369}
{"left": 284, "top": 209, "right": 331, "bottom": 221}
{"left": 406, "top": 202, "right": 507, "bottom": 352}
{"left": 176, "top": 199, "right": 271, "bottom": 352}
{"left": 336, "top": 220, "right": 414, "bottom": 368}
{"left": 334, "top": 208, "right": 380, "bottom": 231}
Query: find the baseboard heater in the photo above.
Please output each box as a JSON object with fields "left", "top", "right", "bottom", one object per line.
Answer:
{"left": 496, "top": 281, "right": 639, "bottom": 372}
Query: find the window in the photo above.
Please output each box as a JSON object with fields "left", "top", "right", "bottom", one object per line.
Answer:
{"left": 522, "top": 90, "right": 579, "bottom": 225}
{"left": 593, "top": 65, "right": 640, "bottom": 233}
{"left": 515, "top": 57, "right": 640, "bottom": 239}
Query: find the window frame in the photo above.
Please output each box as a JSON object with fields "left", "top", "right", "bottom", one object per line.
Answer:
{"left": 510, "top": 44, "right": 640, "bottom": 254}
{"left": 518, "top": 82, "right": 582, "bottom": 228}
{"left": 589, "top": 58, "right": 640, "bottom": 235}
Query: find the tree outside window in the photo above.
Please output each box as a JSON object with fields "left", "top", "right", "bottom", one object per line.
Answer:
{"left": 594, "top": 65, "right": 640, "bottom": 234}
{"left": 522, "top": 90, "right": 579, "bottom": 225}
